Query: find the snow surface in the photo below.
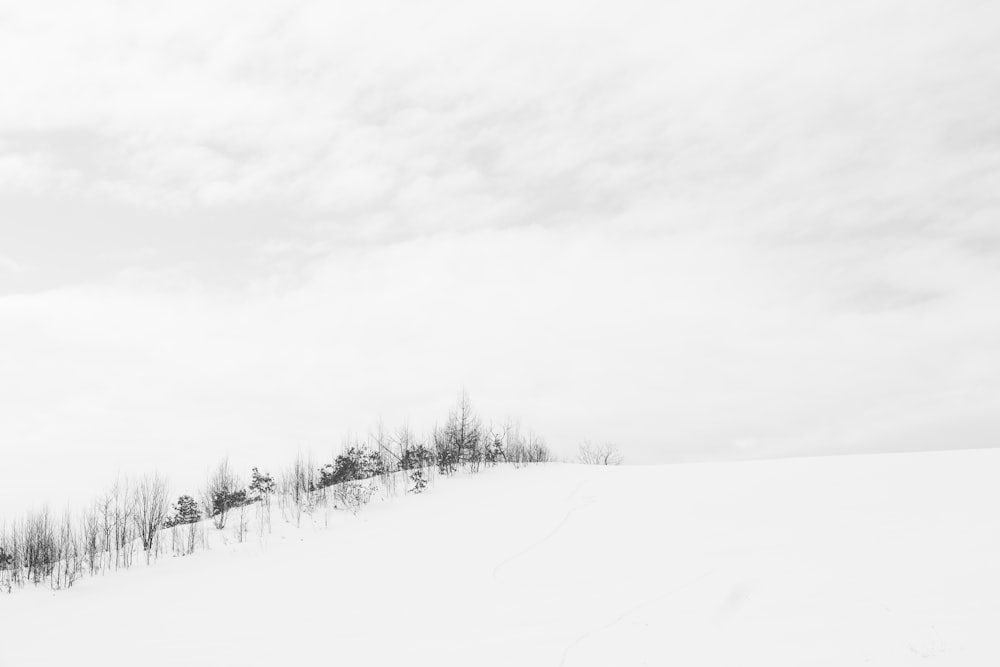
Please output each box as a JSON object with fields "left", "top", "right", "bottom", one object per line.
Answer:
{"left": 2, "top": 449, "right": 999, "bottom": 666}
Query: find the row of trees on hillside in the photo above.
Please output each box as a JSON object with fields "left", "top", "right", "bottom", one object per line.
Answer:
{"left": 0, "top": 392, "right": 554, "bottom": 593}
{"left": 0, "top": 474, "right": 177, "bottom": 591}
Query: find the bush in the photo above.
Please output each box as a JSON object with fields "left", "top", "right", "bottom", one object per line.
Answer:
{"left": 577, "top": 442, "right": 623, "bottom": 465}
{"left": 400, "top": 444, "right": 436, "bottom": 471}
{"left": 409, "top": 469, "right": 428, "bottom": 494}
{"left": 435, "top": 441, "right": 460, "bottom": 475}
{"left": 434, "top": 390, "right": 485, "bottom": 474}
{"left": 506, "top": 432, "right": 552, "bottom": 464}
{"left": 319, "top": 446, "right": 385, "bottom": 487}
{"left": 333, "top": 482, "right": 375, "bottom": 514}
{"left": 212, "top": 488, "right": 247, "bottom": 516}
{"left": 164, "top": 494, "right": 202, "bottom": 528}
{"left": 248, "top": 468, "right": 276, "bottom": 501}
{"left": 203, "top": 459, "right": 245, "bottom": 529}
{"left": 484, "top": 433, "right": 505, "bottom": 464}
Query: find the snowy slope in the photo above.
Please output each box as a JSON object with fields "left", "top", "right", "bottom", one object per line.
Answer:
{"left": 2, "top": 449, "right": 999, "bottom": 666}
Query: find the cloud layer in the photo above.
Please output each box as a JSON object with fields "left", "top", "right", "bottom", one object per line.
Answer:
{"left": 2, "top": 0, "right": 999, "bottom": 511}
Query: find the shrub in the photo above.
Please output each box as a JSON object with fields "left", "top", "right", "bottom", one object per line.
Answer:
{"left": 505, "top": 432, "right": 552, "bottom": 464}
{"left": 400, "top": 444, "right": 436, "bottom": 470}
{"left": 165, "top": 494, "right": 202, "bottom": 528}
{"left": 248, "top": 468, "right": 276, "bottom": 501}
{"left": 434, "top": 390, "right": 485, "bottom": 473}
{"left": 409, "top": 469, "right": 428, "bottom": 494}
{"left": 319, "top": 446, "right": 385, "bottom": 487}
{"left": 333, "top": 482, "right": 375, "bottom": 514}
{"left": 484, "top": 433, "right": 505, "bottom": 464}
{"left": 212, "top": 488, "right": 247, "bottom": 516}
{"left": 203, "top": 459, "right": 245, "bottom": 529}
{"left": 577, "top": 442, "right": 623, "bottom": 465}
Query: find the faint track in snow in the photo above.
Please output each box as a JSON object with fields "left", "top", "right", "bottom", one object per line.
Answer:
{"left": 492, "top": 503, "right": 588, "bottom": 581}
{"left": 492, "top": 475, "right": 598, "bottom": 581}
{"left": 558, "top": 567, "right": 719, "bottom": 667}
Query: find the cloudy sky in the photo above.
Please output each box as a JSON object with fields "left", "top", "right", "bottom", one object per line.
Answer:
{"left": 2, "top": 0, "right": 999, "bottom": 511}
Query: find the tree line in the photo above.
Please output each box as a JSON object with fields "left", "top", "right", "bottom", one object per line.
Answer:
{"left": 0, "top": 392, "right": 552, "bottom": 593}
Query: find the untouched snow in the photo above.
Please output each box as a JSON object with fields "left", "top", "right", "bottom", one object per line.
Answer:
{"left": 2, "top": 449, "right": 999, "bottom": 666}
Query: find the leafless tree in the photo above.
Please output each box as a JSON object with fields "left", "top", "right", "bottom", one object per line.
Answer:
{"left": 132, "top": 474, "right": 170, "bottom": 563}
{"left": 81, "top": 504, "right": 102, "bottom": 576}
{"left": 235, "top": 503, "right": 249, "bottom": 543}
{"left": 109, "top": 477, "right": 136, "bottom": 570}
{"left": 503, "top": 423, "right": 552, "bottom": 465}
{"left": 189, "top": 521, "right": 200, "bottom": 555}
{"left": 203, "top": 458, "right": 239, "bottom": 530}
{"left": 577, "top": 441, "right": 624, "bottom": 465}
{"left": 97, "top": 489, "right": 115, "bottom": 574}
{"left": 435, "top": 389, "right": 484, "bottom": 473}
{"left": 334, "top": 481, "right": 375, "bottom": 515}
{"left": 0, "top": 521, "right": 22, "bottom": 591}
{"left": 57, "top": 509, "right": 82, "bottom": 588}
{"left": 370, "top": 418, "right": 400, "bottom": 475}
{"left": 23, "top": 508, "right": 57, "bottom": 586}
{"left": 392, "top": 425, "right": 418, "bottom": 463}
{"left": 289, "top": 452, "right": 314, "bottom": 504}
{"left": 280, "top": 452, "right": 315, "bottom": 525}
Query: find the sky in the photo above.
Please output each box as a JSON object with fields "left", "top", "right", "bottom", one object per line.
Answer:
{"left": 2, "top": 0, "right": 999, "bottom": 513}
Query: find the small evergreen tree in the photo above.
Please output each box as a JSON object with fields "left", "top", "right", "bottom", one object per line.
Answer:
{"left": 400, "top": 444, "right": 436, "bottom": 470}
{"left": 435, "top": 439, "right": 459, "bottom": 475}
{"left": 318, "top": 463, "right": 337, "bottom": 489}
{"left": 484, "top": 433, "right": 505, "bottom": 464}
{"left": 212, "top": 488, "right": 247, "bottom": 517}
{"left": 409, "top": 469, "right": 427, "bottom": 494}
{"left": 248, "top": 468, "right": 276, "bottom": 500}
{"left": 165, "top": 494, "right": 201, "bottom": 527}
{"left": 320, "top": 446, "right": 386, "bottom": 487}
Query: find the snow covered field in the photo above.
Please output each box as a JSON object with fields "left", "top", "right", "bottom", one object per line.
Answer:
{"left": 2, "top": 449, "right": 998, "bottom": 666}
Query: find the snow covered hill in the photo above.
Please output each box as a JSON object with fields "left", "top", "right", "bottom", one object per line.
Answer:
{"left": 2, "top": 449, "right": 998, "bottom": 666}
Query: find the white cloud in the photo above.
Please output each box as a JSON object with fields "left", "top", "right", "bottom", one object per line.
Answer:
{"left": 3, "top": 222, "right": 999, "bottom": 514}
{"left": 2, "top": 0, "right": 1000, "bottom": 512}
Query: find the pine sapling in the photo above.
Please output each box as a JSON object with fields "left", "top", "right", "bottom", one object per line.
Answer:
{"left": 409, "top": 469, "right": 427, "bottom": 494}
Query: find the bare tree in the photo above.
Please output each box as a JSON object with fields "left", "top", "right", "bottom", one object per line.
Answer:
{"left": 435, "top": 389, "right": 484, "bottom": 473}
{"left": 334, "top": 481, "right": 375, "bottom": 515}
{"left": 235, "top": 503, "right": 249, "bottom": 543}
{"left": 23, "top": 508, "right": 56, "bottom": 586}
{"left": 503, "top": 423, "right": 552, "bottom": 465}
{"left": 132, "top": 474, "right": 170, "bottom": 563}
{"left": 392, "top": 425, "right": 418, "bottom": 463}
{"left": 577, "top": 441, "right": 624, "bottom": 465}
{"left": 280, "top": 452, "right": 315, "bottom": 526}
{"left": 202, "top": 458, "right": 242, "bottom": 530}
{"left": 109, "top": 477, "right": 135, "bottom": 570}
{"left": 97, "top": 489, "right": 115, "bottom": 574}
{"left": 371, "top": 418, "right": 400, "bottom": 474}
{"left": 0, "top": 521, "right": 22, "bottom": 591}
{"left": 81, "top": 504, "right": 102, "bottom": 576}
{"left": 57, "top": 509, "right": 82, "bottom": 588}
